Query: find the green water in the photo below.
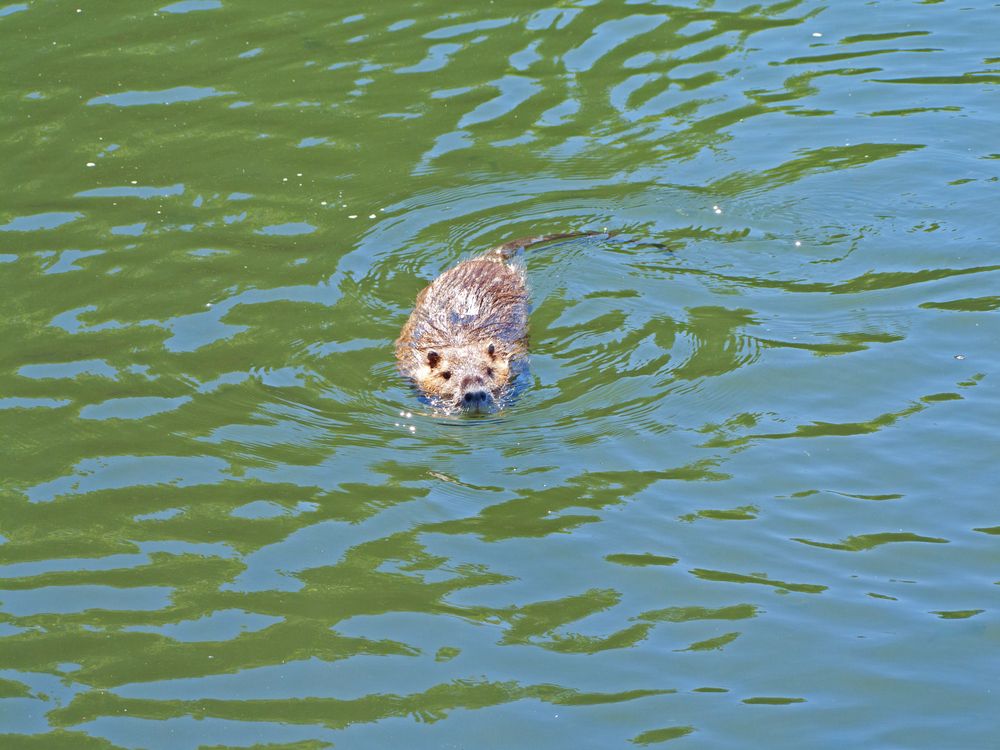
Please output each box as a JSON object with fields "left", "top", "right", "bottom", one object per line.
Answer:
{"left": 2, "top": 1, "right": 998, "bottom": 747}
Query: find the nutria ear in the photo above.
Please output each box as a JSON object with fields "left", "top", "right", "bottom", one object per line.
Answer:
{"left": 487, "top": 343, "right": 495, "bottom": 357}
{"left": 427, "top": 351, "right": 440, "bottom": 368}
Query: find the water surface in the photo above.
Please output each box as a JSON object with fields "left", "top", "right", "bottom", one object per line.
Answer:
{"left": 1, "top": 1, "right": 998, "bottom": 747}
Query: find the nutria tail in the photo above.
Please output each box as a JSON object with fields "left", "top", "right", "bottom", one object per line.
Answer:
{"left": 485, "top": 230, "right": 612, "bottom": 260}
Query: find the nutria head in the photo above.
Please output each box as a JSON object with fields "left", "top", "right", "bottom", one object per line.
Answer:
{"left": 406, "top": 340, "right": 516, "bottom": 413}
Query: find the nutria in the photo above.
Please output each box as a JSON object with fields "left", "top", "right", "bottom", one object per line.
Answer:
{"left": 395, "top": 232, "right": 601, "bottom": 413}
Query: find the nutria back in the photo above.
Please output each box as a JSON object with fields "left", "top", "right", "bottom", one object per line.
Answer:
{"left": 395, "top": 232, "right": 598, "bottom": 413}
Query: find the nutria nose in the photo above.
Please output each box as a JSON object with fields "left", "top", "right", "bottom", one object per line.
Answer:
{"left": 462, "top": 391, "right": 492, "bottom": 411}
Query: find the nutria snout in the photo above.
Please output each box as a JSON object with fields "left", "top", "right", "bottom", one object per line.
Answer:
{"left": 395, "top": 232, "right": 600, "bottom": 413}
{"left": 458, "top": 372, "right": 493, "bottom": 412}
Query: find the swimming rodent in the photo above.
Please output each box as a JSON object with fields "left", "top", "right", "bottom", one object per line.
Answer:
{"left": 395, "top": 231, "right": 603, "bottom": 413}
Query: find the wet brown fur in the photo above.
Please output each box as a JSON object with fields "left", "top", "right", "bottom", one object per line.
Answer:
{"left": 395, "top": 232, "right": 598, "bottom": 412}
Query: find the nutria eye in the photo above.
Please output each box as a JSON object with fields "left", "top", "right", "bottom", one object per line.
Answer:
{"left": 487, "top": 344, "right": 495, "bottom": 356}
{"left": 486, "top": 367, "right": 494, "bottom": 378}
{"left": 427, "top": 351, "right": 440, "bottom": 368}
{"left": 441, "top": 371, "right": 451, "bottom": 380}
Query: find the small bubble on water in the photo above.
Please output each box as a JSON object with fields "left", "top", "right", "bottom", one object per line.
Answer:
{"left": 408, "top": 425, "right": 416, "bottom": 433}
{"left": 369, "top": 214, "right": 376, "bottom": 219}
{"left": 713, "top": 205, "right": 722, "bottom": 214}
{"left": 812, "top": 32, "right": 823, "bottom": 37}
{"left": 348, "top": 214, "right": 358, "bottom": 219}
{"left": 954, "top": 354, "right": 966, "bottom": 360}
{"left": 86, "top": 162, "right": 96, "bottom": 167}
{"left": 794, "top": 240, "right": 802, "bottom": 247}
